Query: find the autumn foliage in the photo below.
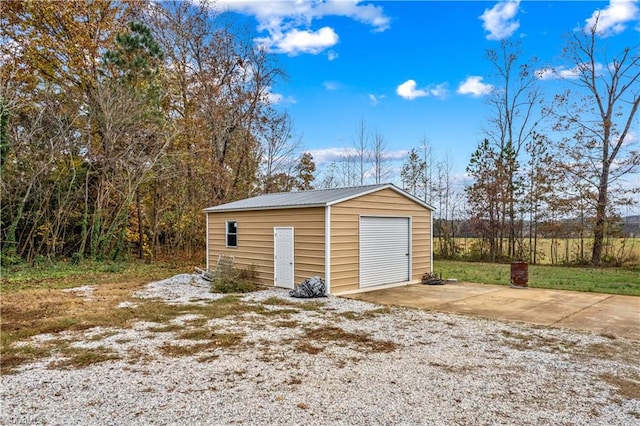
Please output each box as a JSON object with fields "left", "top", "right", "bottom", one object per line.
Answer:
{"left": 0, "top": 1, "right": 315, "bottom": 263}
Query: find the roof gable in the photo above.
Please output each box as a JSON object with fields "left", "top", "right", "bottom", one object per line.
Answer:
{"left": 203, "top": 183, "right": 434, "bottom": 212}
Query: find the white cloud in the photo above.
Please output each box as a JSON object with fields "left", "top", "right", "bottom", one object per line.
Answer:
{"left": 534, "top": 67, "right": 555, "bottom": 80}
{"left": 396, "top": 80, "right": 448, "bottom": 100}
{"left": 263, "top": 87, "right": 296, "bottom": 105}
{"left": 428, "top": 83, "right": 449, "bottom": 99}
{"left": 257, "top": 26, "right": 339, "bottom": 55}
{"left": 386, "top": 150, "right": 412, "bottom": 161}
{"left": 620, "top": 129, "right": 638, "bottom": 146}
{"left": 457, "top": 76, "right": 493, "bottom": 97}
{"left": 309, "top": 147, "right": 407, "bottom": 164}
{"left": 585, "top": 0, "right": 640, "bottom": 37}
{"left": 327, "top": 50, "right": 339, "bottom": 61}
{"left": 315, "top": 1, "right": 390, "bottom": 32}
{"left": 535, "top": 63, "right": 604, "bottom": 80}
{"left": 308, "top": 147, "right": 355, "bottom": 164}
{"left": 479, "top": 0, "right": 521, "bottom": 40}
{"left": 217, "top": 0, "right": 390, "bottom": 55}
{"left": 397, "top": 80, "right": 427, "bottom": 100}
{"left": 535, "top": 66, "right": 580, "bottom": 80}
{"left": 369, "top": 94, "right": 385, "bottom": 106}
{"left": 323, "top": 80, "right": 340, "bottom": 91}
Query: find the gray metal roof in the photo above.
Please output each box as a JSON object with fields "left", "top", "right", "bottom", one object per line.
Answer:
{"left": 204, "top": 183, "right": 434, "bottom": 212}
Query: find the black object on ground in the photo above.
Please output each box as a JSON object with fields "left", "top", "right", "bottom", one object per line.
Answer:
{"left": 290, "top": 276, "right": 327, "bottom": 298}
{"left": 422, "top": 272, "right": 445, "bottom": 285}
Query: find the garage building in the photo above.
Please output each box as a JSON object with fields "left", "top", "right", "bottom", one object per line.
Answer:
{"left": 204, "top": 183, "right": 433, "bottom": 295}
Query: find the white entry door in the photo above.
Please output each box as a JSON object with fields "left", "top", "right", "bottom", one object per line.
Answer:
{"left": 274, "top": 227, "right": 294, "bottom": 289}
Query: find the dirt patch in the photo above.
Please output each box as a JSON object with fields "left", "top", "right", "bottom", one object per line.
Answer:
{"left": 600, "top": 372, "right": 640, "bottom": 400}
{"left": 303, "top": 325, "right": 398, "bottom": 353}
{"left": 159, "top": 332, "right": 244, "bottom": 358}
{"left": 337, "top": 306, "right": 393, "bottom": 321}
{"left": 583, "top": 341, "right": 640, "bottom": 364}
{"left": 295, "top": 342, "right": 324, "bottom": 354}
{"left": 49, "top": 346, "right": 121, "bottom": 370}
{"left": 500, "top": 330, "right": 579, "bottom": 353}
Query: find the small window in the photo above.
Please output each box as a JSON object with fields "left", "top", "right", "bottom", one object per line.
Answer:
{"left": 226, "top": 221, "right": 237, "bottom": 247}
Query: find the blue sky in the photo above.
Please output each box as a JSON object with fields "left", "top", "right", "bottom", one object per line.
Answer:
{"left": 216, "top": 0, "right": 640, "bottom": 192}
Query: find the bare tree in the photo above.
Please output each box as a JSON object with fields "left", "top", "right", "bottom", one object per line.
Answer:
{"left": 319, "top": 162, "right": 339, "bottom": 189}
{"left": 353, "top": 119, "right": 370, "bottom": 185}
{"left": 420, "top": 137, "right": 435, "bottom": 204}
{"left": 524, "top": 131, "right": 557, "bottom": 264}
{"left": 371, "top": 130, "right": 390, "bottom": 184}
{"left": 260, "top": 110, "right": 300, "bottom": 193}
{"left": 551, "top": 15, "right": 639, "bottom": 265}
{"left": 482, "top": 40, "right": 545, "bottom": 258}
{"left": 338, "top": 150, "right": 358, "bottom": 187}
{"left": 0, "top": 91, "right": 83, "bottom": 261}
{"left": 143, "top": 1, "right": 285, "bottom": 255}
{"left": 88, "top": 75, "right": 171, "bottom": 259}
{"left": 466, "top": 139, "right": 503, "bottom": 261}
{"left": 434, "top": 154, "right": 454, "bottom": 257}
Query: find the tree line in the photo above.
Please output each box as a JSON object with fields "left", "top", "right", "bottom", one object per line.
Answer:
{"left": 396, "top": 18, "right": 638, "bottom": 266}
{"left": 1, "top": 1, "right": 315, "bottom": 264}
{"left": 1, "top": 3, "right": 637, "bottom": 268}
{"left": 303, "top": 16, "right": 637, "bottom": 267}
{"left": 465, "top": 20, "right": 638, "bottom": 267}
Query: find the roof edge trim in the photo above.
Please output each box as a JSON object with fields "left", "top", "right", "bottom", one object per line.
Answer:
{"left": 203, "top": 203, "right": 327, "bottom": 213}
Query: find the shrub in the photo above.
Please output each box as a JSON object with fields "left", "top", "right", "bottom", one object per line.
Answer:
{"left": 70, "top": 252, "right": 82, "bottom": 266}
{"left": 212, "top": 262, "right": 256, "bottom": 294}
{"left": 1, "top": 251, "right": 22, "bottom": 268}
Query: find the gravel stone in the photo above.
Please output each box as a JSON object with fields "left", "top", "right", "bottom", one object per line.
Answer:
{"left": 2, "top": 275, "right": 639, "bottom": 425}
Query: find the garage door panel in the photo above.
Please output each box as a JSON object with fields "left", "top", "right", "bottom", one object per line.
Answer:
{"left": 359, "top": 217, "right": 410, "bottom": 288}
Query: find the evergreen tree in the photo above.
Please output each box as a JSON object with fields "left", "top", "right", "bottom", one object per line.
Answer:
{"left": 401, "top": 149, "right": 426, "bottom": 198}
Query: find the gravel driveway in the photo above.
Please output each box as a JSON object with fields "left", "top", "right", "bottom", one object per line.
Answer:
{"left": 2, "top": 275, "right": 639, "bottom": 425}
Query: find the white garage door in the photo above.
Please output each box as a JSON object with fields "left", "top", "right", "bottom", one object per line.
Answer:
{"left": 359, "top": 217, "right": 410, "bottom": 288}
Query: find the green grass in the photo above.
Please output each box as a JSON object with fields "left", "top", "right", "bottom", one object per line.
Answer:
{"left": 434, "top": 260, "right": 640, "bottom": 296}
{"left": 1, "top": 259, "right": 187, "bottom": 293}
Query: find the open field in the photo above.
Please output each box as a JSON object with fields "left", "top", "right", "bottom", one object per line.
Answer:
{"left": 435, "top": 237, "right": 640, "bottom": 266}
{"left": 434, "top": 260, "right": 640, "bottom": 296}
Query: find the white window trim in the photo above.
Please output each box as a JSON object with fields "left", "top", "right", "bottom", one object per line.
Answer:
{"left": 225, "top": 220, "right": 238, "bottom": 248}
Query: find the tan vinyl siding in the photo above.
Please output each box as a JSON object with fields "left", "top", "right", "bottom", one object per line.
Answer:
{"left": 207, "top": 207, "right": 325, "bottom": 286}
{"left": 330, "top": 188, "right": 431, "bottom": 293}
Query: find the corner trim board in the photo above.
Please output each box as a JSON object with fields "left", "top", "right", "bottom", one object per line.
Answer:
{"left": 205, "top": 213, "right": 210, "bottom": 270}
{"left": 430, "top": 212, "right": 433, "bottom": 273}
{"left": 325, "top": 205, "right": 331, "bottom": 294}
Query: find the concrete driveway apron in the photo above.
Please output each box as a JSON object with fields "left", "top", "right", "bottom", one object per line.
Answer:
{"left": 345, "top": 282, "right": 640, "bottom": 340}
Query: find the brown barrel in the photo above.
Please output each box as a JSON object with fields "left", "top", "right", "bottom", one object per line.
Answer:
{"left": 510, "top": 262, "right": 528, "bottom": 288}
